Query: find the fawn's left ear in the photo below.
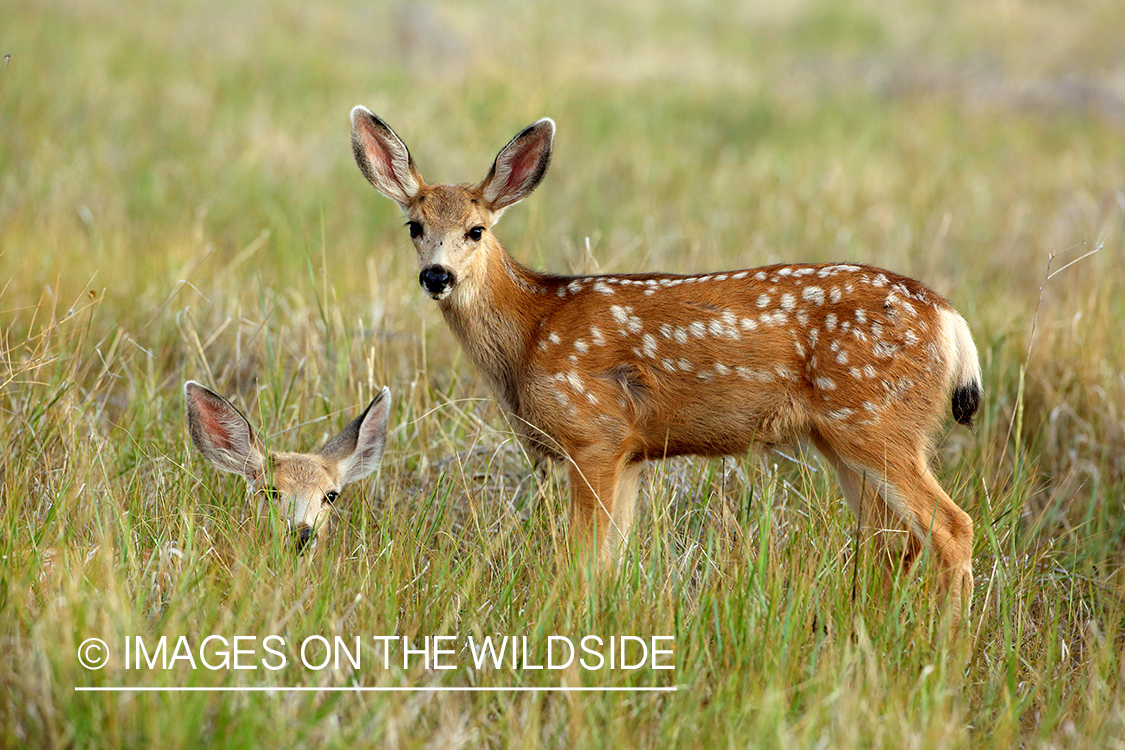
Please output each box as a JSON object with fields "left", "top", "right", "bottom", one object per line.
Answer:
{"left": 479, "top": 118, "right": 555, "bottom": 212}
{"left": 184, "top": 381, "right": 268, "bottom": 479}
{"left": 319, "top": 387, "right": 391, "bottom": 486}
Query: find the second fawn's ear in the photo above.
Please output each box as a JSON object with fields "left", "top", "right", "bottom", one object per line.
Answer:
{"left": 479, "top": 118, "right": 555, "bottom": 212}
{"left": 319, "top": 387, "right": 391, "bottom": 486}
{"left": 350, "top": 106, "right": 422, "bottom": 206}
{"left": 184, "top": 381, "right": 268, "bottom": 480}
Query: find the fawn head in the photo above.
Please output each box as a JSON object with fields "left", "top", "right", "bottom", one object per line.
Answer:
{"left": 350, "top": 107, "right": 554, "bottom": 301}
{"left": 184, "top": 382, "right": 391, "bottom": 551}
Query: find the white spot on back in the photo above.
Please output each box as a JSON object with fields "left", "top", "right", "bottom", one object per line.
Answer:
{"left": 872, "top": 342, "right": 895, "bottom": 358}
{"left": 802, "top": 286, "right": 825, "bottom": 305}
{"left": 815, "top": 376, "right": 837, "bottom": 390}
{"left": 548, "top": 332, "right": 561, "bottom": 345}
{"left": 575, "top": 339, "right": 589, "bottom": 353}
{"left": 829, "top": 287, "right": 842, "bottom": 304}
{"left": 689, "top": 321, "right": 706, "bottom": 338}
{"left": 756, "top": 294, "right": 771, "bottom": 308}
{"left": 780, "top": 293, "right": 796, "bottom": 311}
{"left": 590, "top": 326, "right": 606, "bottom": 346}
{"left": 774, "top": 365, "right": 796, "bottom": 381}
{"left": 642, "top": 333, "right": 657, "bottom": 359}
{"left": 594, "top": 281, "right": 614, "bottom": 295}
{"left": 825, "top": 314, "right": 837, "bottom": 331}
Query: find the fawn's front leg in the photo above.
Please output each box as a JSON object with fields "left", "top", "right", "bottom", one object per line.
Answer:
{"left": 567, "top": 448, "right": 631, "bottom": 572}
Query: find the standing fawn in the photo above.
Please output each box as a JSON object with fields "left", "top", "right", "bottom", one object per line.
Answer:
{"left": 185, "top": 381, "right": 391, "bottom": 551}
{"left": 350, "top": 107, "right": 982, "bottom": 621}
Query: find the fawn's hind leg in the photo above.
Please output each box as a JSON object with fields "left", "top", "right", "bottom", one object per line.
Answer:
{"left": 814, "top": 436, "right": 924, "bottom": 579}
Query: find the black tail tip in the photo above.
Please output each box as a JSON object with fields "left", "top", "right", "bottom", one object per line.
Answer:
{"left": 952, "top": 383, "right": 981, "bottom": 428}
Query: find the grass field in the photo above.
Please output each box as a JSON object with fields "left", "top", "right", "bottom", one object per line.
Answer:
{"left": 3, "top": 0, "right": 1125, "bottom": 747}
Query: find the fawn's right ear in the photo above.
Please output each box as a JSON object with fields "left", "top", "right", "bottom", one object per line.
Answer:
{"left": 350, "top": 106, "right": 422, "bottom": 206}
{"left": 184, "top": 381, "right": 268, "bottom": 480}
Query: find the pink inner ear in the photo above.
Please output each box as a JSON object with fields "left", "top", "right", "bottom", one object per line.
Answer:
{"left": 363, "top": 131, "right": 396, "bottom": 182}
{"left": 198, "top": 406, "right": 235, "bottom": 452}
{"left": 504, "top": 146, "right": 540, "bottom": 192}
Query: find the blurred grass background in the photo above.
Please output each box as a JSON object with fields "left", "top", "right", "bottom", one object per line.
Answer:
{"left": 2, "top": 0, "right": 1125, "bottom": 747}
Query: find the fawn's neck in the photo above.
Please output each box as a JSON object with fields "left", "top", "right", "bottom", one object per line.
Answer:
{"left": 436, "top": 243, "right": 555, "bottom": 416}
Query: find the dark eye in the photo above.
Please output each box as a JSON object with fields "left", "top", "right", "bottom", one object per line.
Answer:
{"left": 467, "top": 226, "right": 484, "bottom": 242}
{"left": 263, "top": 486, "right": 280, "bottom": 501}
{"left": 324, "top": 491, "right": 340, "bottom": 505}
{"left": 406, "top": 221, "right": 423, "bottom": 239}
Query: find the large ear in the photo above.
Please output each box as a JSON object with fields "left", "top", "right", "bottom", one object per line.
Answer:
{"left": 184, "top": 381, "right": 268, "bottom": 479}
{"left": 319, "top": 387, "right": 391, "bottom": 486}
{"left": 479, "top": 118, "right": 555, "bottom": 212}
{"left": 350, "top": 106, "right": 422, "bottom": 206}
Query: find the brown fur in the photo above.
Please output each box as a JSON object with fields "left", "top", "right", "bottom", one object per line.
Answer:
{"left": 350, "top": 108, "right": 981, "bottom": 622}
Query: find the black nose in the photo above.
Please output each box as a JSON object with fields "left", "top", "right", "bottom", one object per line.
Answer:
{"left": 298, "top": 527, "right": 313, "bottom": 545}
{"left": 419, "top": 265, "right": 454, "bottom": 296}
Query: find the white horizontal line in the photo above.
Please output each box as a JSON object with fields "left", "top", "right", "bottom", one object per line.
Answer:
{"left": 75, "top": 686, "right": 678, "bottom": 693}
